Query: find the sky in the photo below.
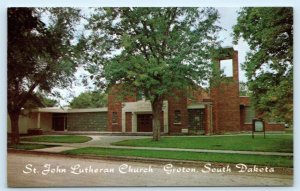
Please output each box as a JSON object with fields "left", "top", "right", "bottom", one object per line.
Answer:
{"left": 217, "top": 7, "right": 249, "bottom": 82}
{"left": 54, "top": 7, "right": 250, "bottom": 106}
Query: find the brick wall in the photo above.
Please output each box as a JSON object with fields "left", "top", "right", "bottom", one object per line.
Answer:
{"left": 241, "top": 123, "right": 284, "bottom": 131}
{"left": 204, "top": 105, "right": 211, "bottom": 135}
{"left": 107, "top": 85, "right": 137, "bottom": 132}
{"left": 107, "top": 85, "right": 123, "bottom": 131}
{"left": 265, "top": 123, "right": 285, "bottom": 131}
{"left": 67, "top": 112, "right": 107, "bottom": 131}
{"left": 239, "top": 96, "right": 285, "bottom": 131}
{"left": 211, "top": 50, "right": 241, "bottom": 134}
{"left": 167, "top": 90, "right": 188, "bottom": 134}
{"left": 187, "top": 87, "right": 210, "bottom": 105}
{"left": 125, "top": 112, "right": 132, "bottom": 132}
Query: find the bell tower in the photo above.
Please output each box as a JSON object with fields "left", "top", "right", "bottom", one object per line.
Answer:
{"left": 211, "top": 47, "right": 241, "bottom": 134}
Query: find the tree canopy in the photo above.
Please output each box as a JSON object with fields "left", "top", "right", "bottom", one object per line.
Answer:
{"left": 22, "top": 93, "right": 58, "bottom": 108}
{"left": 69, "top": 91, "right": 107, "bottom": 108}
{"left": 233, "top": 7, "right": 293, "bottom": 124}
{"left": 8, "top": 8, "right": 81, "bottom": 143}
{"left": 83, "top": 8, "right": 221, "bottom": 140}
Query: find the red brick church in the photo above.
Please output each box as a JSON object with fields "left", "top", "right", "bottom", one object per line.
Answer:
{"left": 107, "top": 48, "right": 284, "bottom": 135}
{"left": 8, "top": 48, "right": 284, "bottom": 135}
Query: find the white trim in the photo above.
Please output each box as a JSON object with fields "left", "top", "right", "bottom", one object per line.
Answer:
{"left": 187, "top": 103, "right": 205, "bottom": 109}
{"left": 163, "top": 101, "right": 168, "bottom": 133}
{"left": 32, "top": 107, "right": 108, "bottom": 113}
{"left": 65, "top": 108, "right": 108, "bottom": 113}
{"left": 121, "top": 111, "right": 126, "bottom": 132}
{"left": 181, "top": 128, "right": 188, "bottom": 133}
{"left": 132, "top": 113, "right": 137, "bottom": 132}
{"left": 37, "top": 112, "right": 41, "bottom": 129}
{"left": 121, "top": 100, "right": 169, "bottom": 133}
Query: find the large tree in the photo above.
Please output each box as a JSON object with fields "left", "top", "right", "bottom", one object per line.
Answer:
{"left": 69, "top": 91, "right": 107, "bottom": 108}
{"left": 8, "top": 8, "right": 81, "bottom": 143}
{"left": 84, "top": 8, "right": 220, "bottom": 140}
{"left": 233, "top": 7, "right": 293, "bottom": 124}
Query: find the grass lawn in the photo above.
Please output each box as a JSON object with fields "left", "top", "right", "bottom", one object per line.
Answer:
{"left": 8, "top": 143, "right": 58, "bottom": 150}
{"left": 112, "top": 134, "right": 293, "bottom": 153}
{"left": 21, "top": 135, "right": 92, "bottom": 143}
{"left": 62, "top": 147, "right": 293, "bottom": 167}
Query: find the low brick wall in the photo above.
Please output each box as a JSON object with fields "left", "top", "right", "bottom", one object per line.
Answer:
{"left": 67, "top": 112, "right": 107, "bottom": 131}
{"left": 242, "top": 123, "right": 285, "bottom": 131}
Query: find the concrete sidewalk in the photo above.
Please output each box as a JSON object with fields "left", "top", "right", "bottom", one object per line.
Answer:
{"left": 21, "top": 135, "right": 293, "bottom": 156}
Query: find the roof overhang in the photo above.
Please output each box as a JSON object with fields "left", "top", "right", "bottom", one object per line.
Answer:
{"left": 30, "top": 107, "right": 108, "bottom": 113}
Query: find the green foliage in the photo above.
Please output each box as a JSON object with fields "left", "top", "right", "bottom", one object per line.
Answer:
{"left": 84, "top": 8, "right": 221, "bottom": 100}
{"left": 63, "top": 147, "right": 293, "bottom": 167}
{"left": 112, "top": 134, "right": 293, "bottom": 153}
{"left": 21, "top": 135, "right": 92, "bottom": 143}
{"left": 8, "top": 8, "right": 81, "bottom": 114}
{"left": 69, "top": 91, "right": 107, "bottom": 108}
{"left": 233, "top": 7, "right": 293, "bottom": 124}
{"left": 7, "top": 8, "right": 82, "bottom": 143}
{"left": 41, "top": 96, "right": 57, "bottom": 107}
{"left": 81, "top": 8, "right": 221, "bottom": 140}
{"left": 22, "top": 92, "right": 57, "bottom": 108}
{"left": 8, "top": 143, "right": 57, "bottom": 150}
{"left": 239, "top": 82, "right": 250, "bottom": 96}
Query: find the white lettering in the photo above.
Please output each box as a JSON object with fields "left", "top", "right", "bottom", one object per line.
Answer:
{"left": 119, "top": 164, "right": 153, "bottom": 174}
{"left": 202, "top": 163, "right": 232, "bottom": 173}
{"left": 163, "top": 163, "right": 197, "bottom": 174}
{"left": 23, "top": 164, "right": 34, "bottom": 174}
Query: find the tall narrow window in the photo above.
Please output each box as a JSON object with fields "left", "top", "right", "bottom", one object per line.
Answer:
{"left": 220, "top": 59, "right": 233, "bottom": 77}
{"left": 112, "top": 112, "right": 118, "bottom": 124}
{"left": 174, "top": 110, "right": 181, "bottom": 124}
{"left": 244, "top": 107, "right": 255, "bottom": 124}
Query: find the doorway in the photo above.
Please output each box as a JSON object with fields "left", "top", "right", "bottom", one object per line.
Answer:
{"left": 188, "top": 109, "right": 205, "bottom": 134}
{"left": 52, "top": 113, "right": 67, "bottom": 131}
{"left": 137, "top": 114, "right": 153, "bottom": 132}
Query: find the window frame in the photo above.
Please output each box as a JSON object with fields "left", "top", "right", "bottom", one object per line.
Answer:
{"left": 220, "top": 59, "right": 233, "bottom": 77}
{"left": 112, "top": 112, "right": 118, "bottom": 124}
{"left": 244, "top": 106, "right": 255, "bottom": 124}
{"left": 174, "top": 110, "right": 182, "bottom": 124}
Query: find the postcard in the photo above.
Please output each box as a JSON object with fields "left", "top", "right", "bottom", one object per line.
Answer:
{"left": 7, "top": 6, "right": 293, "bottom": 187}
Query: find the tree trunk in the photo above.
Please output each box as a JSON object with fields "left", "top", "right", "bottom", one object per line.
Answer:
{"left": 9, "top": 111, "right": 20, "bottom": 144}
{"left": 151, "top": 98, "right": 163, "bottom": 141}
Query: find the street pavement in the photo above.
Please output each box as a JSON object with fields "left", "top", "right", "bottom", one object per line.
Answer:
{"left": 7, "top": 152, "right": 293, "bottom": 187}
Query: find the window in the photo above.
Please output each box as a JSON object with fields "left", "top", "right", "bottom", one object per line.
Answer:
{"left": 112, "top": 112, "right": 118, "bottom": 124}
{"left": 174, "top": 110, "right": 181, "bottom": 124}
{"left": 220, "top": 59, "right": 233, "bottom": 77}
{"left": 244, "top": 107, "right": 255, "bottom": 124}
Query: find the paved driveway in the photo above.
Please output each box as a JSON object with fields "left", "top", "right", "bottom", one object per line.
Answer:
{"left": 24, "top": 135, "right": 151, "bottom": 153}
{"left": 83, "top": 135, "right": 150, "bottom": 146}
{"left": 8, "top": 152, "right": 293, "bottom": 187}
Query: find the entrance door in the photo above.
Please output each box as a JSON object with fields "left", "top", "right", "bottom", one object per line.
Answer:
{"left": 137, "top": 114, "right": 153, "bottom": 132}
{"left": 52, "top": 114, "right": 67, "bottom": 131}
{"left": 188, "top": 109, "right": 205, "bottom": 134}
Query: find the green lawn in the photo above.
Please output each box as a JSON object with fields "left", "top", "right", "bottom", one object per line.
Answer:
{"left": 8, "top": 143, "right": 57, "bottom": 150}
{"left": 62, "top": 147, "right": 293, "bottom": 167}
{"left": 112, "top": 134, "right": 293, "bottom": 153}
{"left": 21, "top": 135, "right": 92, "bottom": 143}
